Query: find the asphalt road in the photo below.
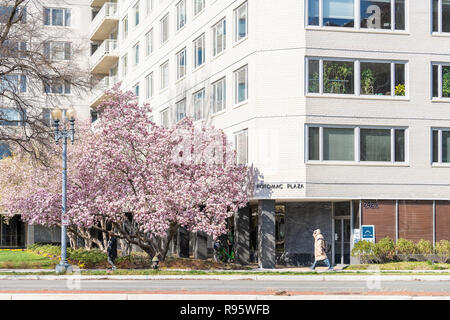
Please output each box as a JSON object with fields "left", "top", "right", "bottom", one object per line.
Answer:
{"left": 0, "top": 279, "right": 449, "bottom": 294}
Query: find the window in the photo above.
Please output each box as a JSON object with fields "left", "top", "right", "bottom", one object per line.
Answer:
{"left": 145, "top": 29, "right": 153, "bottom": 56}
{"left": 194, "top": 0, "right": 205, "bottom": 16}
{"left": 433, "top": 0, "right": 450, "bottom": 33}
{"left": 44, "top": 41, "right": 71, "bottom": 60}
{"left": 234, "top": 65, "right": 248, "bottom": 104}
{"left": 0, "top": 75, "right": 26, "bottom": 93}
{"left": 193, "top": 89, "right": 205, "bottom": 121}
{"left": 212, "top": 18, "right": 226, "bottom": 56}
{"left": 160, "top": 14, "right": 169, "bottom": 45}
{"left": 307, "top": 57, "right": 406, "bottom": 97}
{"left": 0, "top": 41, "right": 26, "bottom": 58}
{"left": 146, "top": 0, "right": 153, "bottom": 15}
{"left": 133, "top": 42, "right": 140, "bottom": 65}
{"left": 234, "top": 129, "right": 248, "bottom": 165}
{"left": 307, "top": 0, "right": 405, "bottom": 30}
{"left": 176, "top": 0, "right": 186, "bottom": 30}
{"left": 122, "top": 15, "right": 128, "bottom": 39}
{"left": 44, "top": 8, "right": 70, "bottom": 26}
{"left": 432, "top": 63, "right": 450, "bottom": 99}
{"left": 432, "top": 129, "right": 450, "bottom": 164}
{"left": 0, "top": 108, "right": 24, "bottom": 126}
{"left": 0, "top": 143, "right": 11, "bottom": 159}
{"left": 134, "top": 1, "right": 140, "bottom": 26}
{"left": 145, "top": 72, "right": 154, "bottom": 99}
{"left": 234, "top": 2, "right": 248, "bottom": 42}
{"left": 176, "top": 48, "right": 186, "bottom": 80}
{"left": 193, "top": 34, "right": 205, "bottom": 68}
{"left": 176, "top": 99, "right": 186, "bottom": 122}
{"left": 307, "top": 125, "right": 406, "bottom": 163}
{"left": 44, "top": 80, "right": 71, "bottom": 94}
{"left": 160, "top": 60, "right": 169, "bottom": 90}
{"left": 160, "top": 108, "right": 169, "bottom": 127}
{"left": 134, "top": 83, "right": 140, "bottom": 97}
{"left": 122, "top": 54, "right": 128, "bottom": 77}
{"left": 212, "top": 77, "right": 226, "bottom": 114}
{"left": 42, "top": 108, "right": 52, "bottom": 126}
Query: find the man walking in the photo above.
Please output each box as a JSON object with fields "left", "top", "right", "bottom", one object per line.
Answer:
{"left": 311, "top": 229, "right": 333, "bottom": 271}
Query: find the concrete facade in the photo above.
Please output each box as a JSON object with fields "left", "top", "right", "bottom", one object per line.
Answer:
{"left": 83, "top": 0, "right": 450, "bottom": 265}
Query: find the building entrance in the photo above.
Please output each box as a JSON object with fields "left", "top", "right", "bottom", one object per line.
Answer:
{"left": 333, "top": 202, "right": 351, "bottom": 265}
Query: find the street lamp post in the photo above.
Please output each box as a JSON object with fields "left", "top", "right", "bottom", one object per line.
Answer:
{"left": 51, "top": 108, "right": 76, "bottom": 273}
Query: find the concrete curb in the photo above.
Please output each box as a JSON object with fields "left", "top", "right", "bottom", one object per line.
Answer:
{"left": 0, "top": 274, "right": 449, "bottom": 281}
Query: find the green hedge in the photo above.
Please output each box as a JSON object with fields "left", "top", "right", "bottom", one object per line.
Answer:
{"left": 351, "top": 238, "right": 450, "bottom": 263}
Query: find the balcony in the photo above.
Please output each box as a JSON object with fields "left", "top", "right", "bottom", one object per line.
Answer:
{"left": 90, "top": 74, "right": 119, "bottom": 107}
{"left": 90, "top": 39, "right": 119, "bottom": 75}
{"left": 90, "top": 0, "right": 108, "bottom": 7}
{"left": 90, "top": 2, "right": 118, "bottom": 41}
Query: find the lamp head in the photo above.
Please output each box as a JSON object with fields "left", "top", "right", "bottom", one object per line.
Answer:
{"left": 66, "top": 108, "right": 77, "bottom": 121}
{"left": 51, "top": 108, "right": 62, "bottom": 122}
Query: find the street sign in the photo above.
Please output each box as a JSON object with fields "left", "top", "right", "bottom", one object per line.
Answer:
{"left": 361, "top": 225, "right": 375, "bottom": 243}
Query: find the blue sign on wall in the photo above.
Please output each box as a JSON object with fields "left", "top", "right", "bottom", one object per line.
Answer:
{"left": 361, "top": 225, "right": 375, "bottom": 242}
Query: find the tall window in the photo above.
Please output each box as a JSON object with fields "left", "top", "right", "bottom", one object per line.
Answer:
{"left": 145, "top": 29, "right": 153, "bottom": 56}
{"left": 176, "top": 99, "right": 186, "bottom": 122}
{"left": 432, "top": 129, "right": 450, "bottom": 164}
{"left": 234, "top": 2, "right": 248, "bottom": 42}
{"left": 234, "top": 129, "right": 248, "bottom": 165}
{"left": 44, "top": 41, "right": 71, "bottom": 60}
{"left": 134, "top": 83, "right": 140, "bottom": 97}
{"left": 134, "top": 1, "right": 140, "bottom": 26}
{"left": 194, "top": 0, "right": 205, "bottom": 16}
{"left": 146, "top": 0, "right": 153, "bottom": 15}
{"left": 133, "top": 42, "right": 140, "bottom": 66}
{"left": 0, "top": 143, "right": 11, "bottom": 158}
{"left": 307, "top": 125, "right": 406, "bottom": 163}
{"left": 122, "top": 54, "right": 128, "bottom": 77}
{"left": 0, "top": 75, "right": 27, "bottom": 93}
{"left": 44, "top": 80, "right": 71, "bottom": 94}
{"left": 160, "top": 108, "right": 169, "bottom": 127}
{"left": 0, "top": 6, "right": 26, "bottom": 24}
{"left": 212, "top": 18, "right": 226, "bottom": 56}
{"left": 307, "top": 57, "right": 406, "bottom": 97}
{"left": 145, "top": 72, "right": 154, "bottom": 99}
{"left": 160, "top": 13, "right": 169, "bottom": 45}
{"left": 44, "top": 8, "right": 71, "bottom": 26}
{"left": 308, "top": 0, "right": 405, "bottom": 30}
{"left": 122, "top": 15, "right": 129, "bottom": 39}
{"left": 432, "top": 63, "right": 450, "bottom": 99}
{"left": 176, "top": 48, "right": 186, "bottom": 80}
{"left": 176, "top": 0, "right": 186, "bottom": 30}
{"left": 193, "top": 34, "right": 205, "bottom": 68}
{"left": 433, "top": 0, "right": 450, "bottom": 33}
{"left": 212, "top": 77, "right": 226, "bottom": 114}
{"left": 193, "top": 89, "right": 205, "bottom": 121}
{"left": 234, "top": 65, "right": 248, "bottom": 104}
{"left": 0, "top": 108, "right": 24, "bottom": 126}
{"left": 160, "top": 60, "right": 169, "bottom": 90}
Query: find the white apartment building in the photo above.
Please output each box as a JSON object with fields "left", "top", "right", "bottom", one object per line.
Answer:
{"left": 87, "top": 0, "right": 450, "bottom": 267}
{"left": 0, "top": 0, "right": 93, "bottom": 248}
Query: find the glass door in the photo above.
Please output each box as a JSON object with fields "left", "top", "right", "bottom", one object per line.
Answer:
{"left": 333, "top": 202, "right": 351, "bottom": 265}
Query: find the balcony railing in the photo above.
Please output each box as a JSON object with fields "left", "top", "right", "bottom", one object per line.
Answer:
{"left": 90, "top": 74, "right": 119, "bottom": 107}
{"left": 90, "top": 2, "right": 118, "bottom": 41}
{"left": 90, "top": 0, "right": 109, "bottom": 8}
{"left": 90, "top": 39, "right": 118, "bottom": 74}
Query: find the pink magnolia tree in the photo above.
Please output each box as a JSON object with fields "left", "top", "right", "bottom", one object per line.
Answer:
{"left": 0, "top": 86, "right": 249, "bottom": 260}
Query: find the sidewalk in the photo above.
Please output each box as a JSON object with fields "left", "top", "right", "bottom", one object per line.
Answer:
{"left": 0, "top": 272, "right": 449, "bottom": 281}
